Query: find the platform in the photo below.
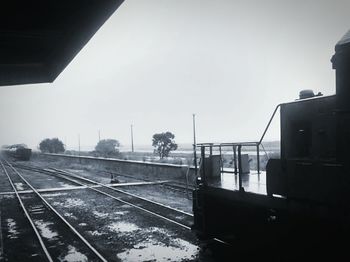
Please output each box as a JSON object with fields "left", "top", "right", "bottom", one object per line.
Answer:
{"left": 206, "top": 170, "right": 267, "bottom": 195}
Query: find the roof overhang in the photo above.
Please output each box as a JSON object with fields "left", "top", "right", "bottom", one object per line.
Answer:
{"left": 0, "top": 0, "right": 124, "bottom": 86}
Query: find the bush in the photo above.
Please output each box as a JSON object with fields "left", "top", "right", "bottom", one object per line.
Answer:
{"left": 39, "top": 138, "right": 65, "bottom": 153}
{"left": 95, "top": 139, "right": 120, "bottom": 157}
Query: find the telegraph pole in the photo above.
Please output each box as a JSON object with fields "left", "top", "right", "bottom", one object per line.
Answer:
{"left": 131, "top": 124, "right": 134, "bottom": 153}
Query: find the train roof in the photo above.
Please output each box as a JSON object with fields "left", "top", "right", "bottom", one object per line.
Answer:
{"left": 0, "top": 0, "right": 124, "bottom": 86}
{"left": 2, "top": 144, "right": 28, "bottom": 149}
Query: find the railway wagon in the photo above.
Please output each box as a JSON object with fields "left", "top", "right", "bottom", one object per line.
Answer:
{"left": 1, "top": 145, "right": 32, "bottom": 161}
{"left": 192, "top": 29, "right": 350, "bottom": 258}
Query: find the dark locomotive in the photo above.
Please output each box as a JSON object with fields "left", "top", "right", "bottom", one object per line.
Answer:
{"left": 1, "top": 144, "right": 32, "bottom": 161}
{"left": 192, "top": 29, "right": 350, "bottom": 258}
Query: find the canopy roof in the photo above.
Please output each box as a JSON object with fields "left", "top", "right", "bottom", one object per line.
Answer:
{"left": 0, "top": 0, "right": 124, "bottom": 86}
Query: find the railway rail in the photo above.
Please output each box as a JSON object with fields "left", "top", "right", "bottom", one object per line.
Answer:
{"left": 11, "top": 163, "right": 194, "bottom": 230}
{"left": 0, "top": 159, "right": 108, "bottom": 262}
{"left": 33, "top": 164, "right": 232, "bottom": 247}
{"left": 2, "top": 160, "right": 232, "bottom": 258}
{"left": 96, "top": 170, "right": 196, "bottom": 197}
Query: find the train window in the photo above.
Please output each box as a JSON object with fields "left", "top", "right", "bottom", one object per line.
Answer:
{"left": 291, "top": 122, "right": 312, "bottom": 158}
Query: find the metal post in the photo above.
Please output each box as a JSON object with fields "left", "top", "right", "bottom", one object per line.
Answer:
{"left": 257, "top": 143, "right": 260, "bottom": 174}
{"left": 219, "top": 145, "right": 223, "bottom": 174}
{"left": 201, "top": 146, "right": 206, "bottom": 185}
{"left": 233, "top": 145, "right": 238, "bottom": 175}
{"left": 238, "top": 145, "right": 243, "bottom": 191}
{"left": 193, "top": 114, "right": 198, "bottom": 177}
{"left": 131, "top": 124, "right": 134, "bottom": 153}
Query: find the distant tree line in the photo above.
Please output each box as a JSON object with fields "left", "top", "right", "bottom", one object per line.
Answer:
{"left": 38, "top": 131, "right": 178, "bottom": 159}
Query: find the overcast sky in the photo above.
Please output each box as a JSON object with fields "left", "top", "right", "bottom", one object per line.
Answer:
{"left": 1, "top": 0, "right": 349, "bottom": 150}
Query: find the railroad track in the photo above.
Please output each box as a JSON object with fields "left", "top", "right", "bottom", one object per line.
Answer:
{"left": 0, "top": 160, "right": 107, "bottom": 262}
{"left": 8, "top": 162, "right": 232, "bottom": 251}
{"left": 99, "top": 170, "right": 196, "bottom": 198}
{"left": 13, "top": 163, "right": 196, "bottom": 197}
{"left": 12, "top": 163, "right": 194, "bottom": 230}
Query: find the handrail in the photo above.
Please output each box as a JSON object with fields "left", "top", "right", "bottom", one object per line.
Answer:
{"left": 260, "top": 143, "right": 270, "bottom": 160}
{"left": 259, "top": 103, "right": 281, "bottom": 144}
{"left": 196, "top": 104, "right": 281, "bottom": 148}
{"left": 197, "top": 142, "right": 259, "bottom": 147}
{"left": 195, "top": 103, "right": 282, "bottom": 183}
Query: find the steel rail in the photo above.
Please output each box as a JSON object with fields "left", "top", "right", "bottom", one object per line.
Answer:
{"left": 15, "top": 163, "right": 194, "bottom": 198}
{"left": 0, "top": 160, "right": 53, "bottom": 262}
{"left": 12, "top": 164, "right": 192, "bottom": 230}
{"left": 39, "top": 167, "right": 232, "bottom": 246}
{"left": 78, "top": 168, "right": 195, "bottom": 196}
{"left": 10, "top": 163, "right": 192, "bottom": 230}
{"left": 46, "top": 168, "right": 192, "bottom": 230}
{"left": 12, "top": 163, "right": 193, "bottom": 218}
{"left": 105, "top": 169, "right": 196, "bottom": 197}
{"left": 13, "top": 163, "right": 193, "bottom": 218}
{"left": 3, "top": 160, "right": 108, "bottom": 262}
{"left": 9, "top": 163, "right": 231, "bottom": 248}
{"left": 51, "top": 168, "right": 194, "bottom": 218}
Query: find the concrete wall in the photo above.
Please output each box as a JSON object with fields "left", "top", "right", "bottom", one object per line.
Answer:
{"left": 40, "top": 153, "right": 197, "bottom": 184}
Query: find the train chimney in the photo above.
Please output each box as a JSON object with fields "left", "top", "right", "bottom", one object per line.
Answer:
{"left": 332, "top": 29, "right": 350, "bottom": 109}
{"left": 331, "top": 29, "right": 350, "bottom": 163}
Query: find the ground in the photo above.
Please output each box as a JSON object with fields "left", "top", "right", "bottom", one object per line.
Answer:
{"left": 0, "top": 155, "right": 237, "bottom": 261}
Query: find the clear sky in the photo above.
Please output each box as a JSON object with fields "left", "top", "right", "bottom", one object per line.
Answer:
{"left": 0, "top": 0, "right": 349, "bottom": 151}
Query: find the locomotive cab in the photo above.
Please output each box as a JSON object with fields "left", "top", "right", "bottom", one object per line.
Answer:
{"left": 192, "top": 29, "right": 350, "bottom": 258}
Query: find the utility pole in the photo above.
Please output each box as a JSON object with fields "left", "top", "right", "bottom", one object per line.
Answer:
{"left": 193, "top": 114, "right": 198, "bottom": 177}
{"left": 78, "top": 134, "right": 81, "bottom": 163}
{"left": 131, "top": 124, "right": 134, "bottom": 153}
{"left": 78, "top": 134, "right": 81, "bottom": 156}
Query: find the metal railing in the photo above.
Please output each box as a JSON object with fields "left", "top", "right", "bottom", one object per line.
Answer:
{"left": 195, "top": 142, "right": 260, "bottom": 191}
{"left": 193, "top": 103, "right": 281, "bottom": 192}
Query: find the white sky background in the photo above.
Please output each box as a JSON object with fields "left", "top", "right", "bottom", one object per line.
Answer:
{"left": 0, "top": 0, "right": 350, "bottom": 151}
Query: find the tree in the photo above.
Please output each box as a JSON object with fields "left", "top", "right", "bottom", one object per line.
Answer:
{"left": 152, "top": 131, "right": 178, "bottom": 159}
{"left": 95, "top": 139, "right": 120, "bottom": 156}
{"left": 39, "top": 138, "right": 65, "bottom": 153}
